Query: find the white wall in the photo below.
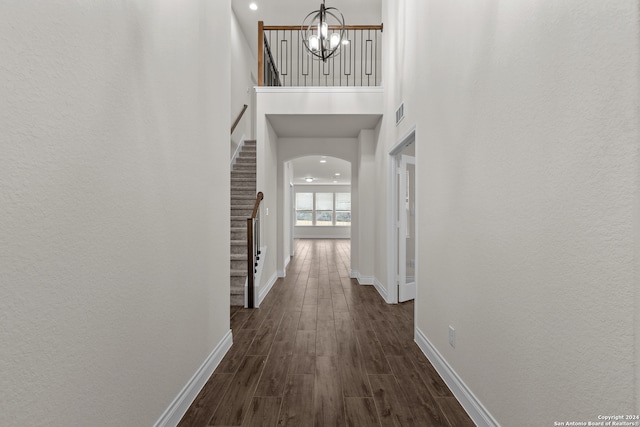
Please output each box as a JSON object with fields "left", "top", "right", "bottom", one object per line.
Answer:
{"left": 0, "top": 1, "right": 231, "bottom": 425}
{"left": 282, "top": 162, "right": 294, "bottom": 268}
{"left": 230, "top": 9, "right": 256, "bottom": 157}
{"left": 380, "top": 0, "right": 639, "bottom": 425}
{"left": 256, "top": 118, "right": 280, "bottom": 295}
{"left": 357, "top": 130, "right": 378, "bottom": 286}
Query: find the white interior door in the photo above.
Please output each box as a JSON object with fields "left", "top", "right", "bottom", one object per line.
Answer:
{"left": 398, "top": 154, "right": 416, "bottom": 302}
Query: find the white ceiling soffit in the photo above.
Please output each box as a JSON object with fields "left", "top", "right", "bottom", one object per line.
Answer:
{"left": 268, "top": 114, "right": 382, "bottom": 138}
{"left": 232, "top": 0, "right": 382, "bottom": 59}
{"left": 291, "top": 155, "right": 351, "bottom": 185}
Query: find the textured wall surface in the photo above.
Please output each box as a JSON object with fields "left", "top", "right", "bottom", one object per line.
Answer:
{"left": 0, "top": 1, "right": 231, "bottom": 425}
{"left": 400, "top": 0, "right": 638, "bottom": 425}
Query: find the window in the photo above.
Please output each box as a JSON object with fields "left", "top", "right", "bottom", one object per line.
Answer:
{"left": 315, "top": 193, "right": 333, "bottom": 226}
{"left": 295, "top": 191, "right": 351, "bottom": 226}
{"left": 295, "top": 192, "right": 313, "bottom": 225}
{"left": 335, "top": 192, "right": 351, "bottom": 226}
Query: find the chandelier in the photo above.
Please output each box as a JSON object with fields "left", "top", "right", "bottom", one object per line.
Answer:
{"left": 301, "top": 0, "right": 345, "bottom": 62}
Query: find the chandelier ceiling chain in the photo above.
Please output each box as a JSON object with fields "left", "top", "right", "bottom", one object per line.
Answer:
{"left": 301, "top": 0, "right": 346, "bottom": 62}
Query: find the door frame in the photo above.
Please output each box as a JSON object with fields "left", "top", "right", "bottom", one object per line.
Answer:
{"left": 387, "top": 126, "right": 417, "bottom": 304}
{"left": 398, "top": 154, "right": 416, "bottom": 302}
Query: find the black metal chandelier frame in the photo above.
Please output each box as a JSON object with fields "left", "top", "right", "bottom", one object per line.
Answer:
{"left": 301, "top": 0, "right": 346, "bottom": 62}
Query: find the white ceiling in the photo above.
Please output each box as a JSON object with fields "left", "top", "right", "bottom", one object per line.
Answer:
{"left": 232, "top": 0, "right": 383, "bottom": 59}
{"left": 290, "top": 155, "right": 351, "bottom": 185}
{"left": 268, "top": 114, "right": 381, "bottom": 138}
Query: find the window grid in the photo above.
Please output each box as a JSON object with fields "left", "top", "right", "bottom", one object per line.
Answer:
{"left": 295, "top": 192, "right": 351, "bottom": 227}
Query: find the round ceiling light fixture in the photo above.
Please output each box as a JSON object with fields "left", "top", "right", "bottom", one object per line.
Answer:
{"left": 301, "top": 0, "right": 345, "bottom": 62}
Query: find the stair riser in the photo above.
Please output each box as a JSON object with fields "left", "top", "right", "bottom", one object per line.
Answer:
{"left": 231, "top": 231, "right": 247, "bottom": 240}
{"left": 230, "top": 288, "right": 245, "bottom": 306}
{"left": 231, "top": 244, "right": 247, "bottom": 255}
{"left": 231, "top": 260, "right": 247, "bottom": 270}
{"left": 231, "top": 210, "right": 253, "bottom": 217}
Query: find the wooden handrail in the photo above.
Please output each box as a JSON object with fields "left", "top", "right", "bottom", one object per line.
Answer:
{"left": 263, "top": 24, "right": 383, "bottom": 31}
{"left": 230, "top": 104, "right": 248, "bottom": 135}
{"left": 258, "top": 21, "right": 264, "bottom": 86}
{"left": 251, "top": 192, "right": 264, "bottom": 218}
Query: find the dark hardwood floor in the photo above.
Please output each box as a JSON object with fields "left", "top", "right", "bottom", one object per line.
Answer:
{"left": 179, "top": 239, "right": 474, "bottom": 427}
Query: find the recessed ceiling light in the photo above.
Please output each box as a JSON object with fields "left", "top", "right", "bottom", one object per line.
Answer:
{"left": 334, "top": 173, "right": 341, "bottom": 176}
{"left": 305, "top": 177, "right": 314, "bottom": 183}
{"left": 249, "top": 3, "right": 258, "bottom": 11}
{"left": 319, "top": 159, "right": 327, "bottom": 163}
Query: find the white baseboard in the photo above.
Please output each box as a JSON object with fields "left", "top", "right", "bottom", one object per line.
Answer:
{"left": 277, "top": 256, "right": 291, "bottom": 278}
{"left": 355, "top": 271, "right": 374, "bottom": 285}
{"left": 258, "top": 271, "right": 278, "bottom": 306}
{"left": 398, "top": 281, "right": 416, "bottom": 302}
{"left": 414, "top": 327, "right": 499, "bottom": 427}
{"left": 350, "top": 270, "right": 357, "bottom": 279}
{"left": 153, "top": 330, "right": 233, "bottom": 427}
{"left": 373, "top": 276, "right": 392, "bottom": 303}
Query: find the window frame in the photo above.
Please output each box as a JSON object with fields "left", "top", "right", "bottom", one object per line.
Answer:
{"left": 294, "top": 191, "right": 351, "bottom": 227}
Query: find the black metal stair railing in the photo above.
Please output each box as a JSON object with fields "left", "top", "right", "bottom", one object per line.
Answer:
{"left": 247, "top": 192, "right": 263, "bottom": 309}
{"left": 259, "top": 22, "right": 383, "bottom": 87}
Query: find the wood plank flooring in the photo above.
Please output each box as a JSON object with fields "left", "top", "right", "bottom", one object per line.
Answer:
{"left": 179, "top": 239, "right": 474, "bottom": 427}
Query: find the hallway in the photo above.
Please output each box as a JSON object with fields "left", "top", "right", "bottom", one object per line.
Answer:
{"left": 179, "top": 239, "right": 474, "bottom": 426}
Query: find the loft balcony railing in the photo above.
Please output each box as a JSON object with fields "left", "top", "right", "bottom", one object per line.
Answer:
{"left": 258, "top": 21, "right": 383, "bottom": 87}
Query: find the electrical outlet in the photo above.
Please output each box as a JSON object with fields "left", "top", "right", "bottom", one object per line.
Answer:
{"left": 449, "top": 325, "right": 455, "bottom": 348}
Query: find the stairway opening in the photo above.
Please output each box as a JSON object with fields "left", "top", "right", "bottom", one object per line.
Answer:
{"left": 230, "top": 140, "right": 257, "bottom": 307}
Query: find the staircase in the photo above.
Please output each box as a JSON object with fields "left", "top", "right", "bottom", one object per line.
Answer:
{"left": 230, "top": 140, "right": 257, "bottom": 306}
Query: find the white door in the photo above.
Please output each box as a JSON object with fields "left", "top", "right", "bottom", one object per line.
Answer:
{"left": 398, "top": 154, "right": 416, "bottom": 302}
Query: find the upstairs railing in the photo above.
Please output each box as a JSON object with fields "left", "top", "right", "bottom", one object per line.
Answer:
{"left": 258, "top": 21, "right": 383, "bottom": 87}
{"left": 247, "top": 191, "right": 263, "bottom": 308}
